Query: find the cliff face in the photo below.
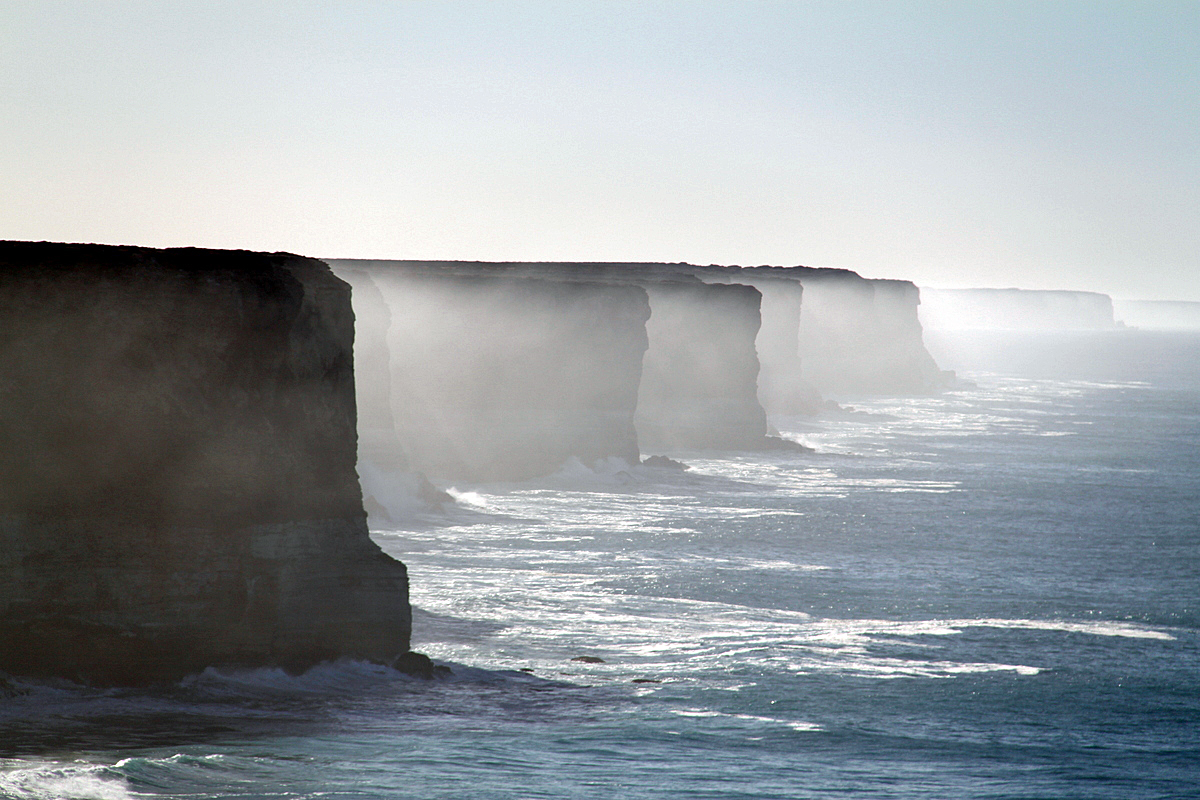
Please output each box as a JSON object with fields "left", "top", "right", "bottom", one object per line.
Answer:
{"left": 456, "top": 263, "right": 773, "bottom": 451}
{"left": 331, "top": 261, "right": 650, "bottom": 482}
{"left": 737, "top": 277, "right": 812, "bottom": 414}
{"left": 688, "top": 264, "right": 942, "bottom": 399}
{"left": 0, "top": 241, "right": 409, "bottom": 685}
{"left": 794, "top": 272, "right": 942, "bottom": 395}
{"left": 635, "top": 281, "right": 768, "bottom": 450}
{"left": 342, "top": 264, "right": 406, "bottom": 467}
{"left": 863, "top": 279, "right": 944, "bottom": 392}
{"left": 687, "top": 268, "right": 815, "bottom": 414}
{"left": 332, "top": 259, "right": 940, "bottom": 471}
{"left": 332, "top": 260, "right": 777, "bottom": 468}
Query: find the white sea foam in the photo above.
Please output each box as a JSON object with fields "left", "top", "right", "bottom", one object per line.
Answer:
{"left": 406, "top": 552, "right": 1176, "bottom": 682}
{"left": 669, "top": 709, "right": 822, "bottom": 731}
{"left": 954, "top": 618, "right": 1176, "bottom": 641}
{"left": 0, "top": 762, "right": 132, "bottom": 800}
{"left": 731, "top": 714, "right": 823, "bottom": 732}
{"left": 181, "top": 658, "right": 414, "bottom": 697}
{"left": 445, "top": 488, "right": 489, "bottom": 508}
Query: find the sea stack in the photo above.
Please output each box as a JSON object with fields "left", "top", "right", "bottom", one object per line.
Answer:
{"left": 0, "top": 241, "right": 410, "bottom": 685}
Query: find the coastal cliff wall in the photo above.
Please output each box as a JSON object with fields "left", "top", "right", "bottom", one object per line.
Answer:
{"left": 462, "top": 263, "right": 772, "bottom": 451}
{"left": 1112, "top": 299, "right": 1200, "bottom": 330}
{"left": 332, "top": 258, "right": 940, "bottom": 472}
{"left": 736, "top": 277, "right": 810, "bottom": 414}
{"left": 332, "top": 260, "right": 777, "bottom": 467}
{"left": 863, "top": 279, "right": 945, "bottom": 392}
{"left": 0, "top": 241, "right": 409, "bottom": 685}
{"left": 791, "top": 271, "right": 942, "bottom": 395}
{"left": 331, "top": 261, "right": 650, "bottom": 482}
{"left": 687, "top": 268, "right": 814, "bottom": 414}
{"left": 691, "top": 264, "right": 942, "bottom": 399}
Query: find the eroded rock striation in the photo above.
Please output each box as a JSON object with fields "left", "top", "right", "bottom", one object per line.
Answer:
{"left": 0, "top": 241, "right": 409, "bottom": 685}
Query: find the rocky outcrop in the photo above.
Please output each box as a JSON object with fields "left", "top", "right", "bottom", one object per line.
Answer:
{"left": 0, "top": 241, "right": 409, "bottom": 685}
{"left": 920, "top": 288, "right": 1121, "bottom": 331}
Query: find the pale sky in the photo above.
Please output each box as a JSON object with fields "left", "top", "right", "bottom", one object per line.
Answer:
{"left": 3, "top": 2, "right": 1197, "bottom": 300}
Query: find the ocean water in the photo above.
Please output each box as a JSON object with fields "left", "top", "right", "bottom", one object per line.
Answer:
{"left": 2, "top": 330, "right": 1198, "bottom": 799}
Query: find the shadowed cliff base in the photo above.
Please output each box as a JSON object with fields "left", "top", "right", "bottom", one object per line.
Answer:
{"left": 0, "top": 241, "right": 410, "bottom": 685}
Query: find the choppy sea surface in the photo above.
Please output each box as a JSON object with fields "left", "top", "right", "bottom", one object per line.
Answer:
{"left": 2, "top": 330, "right": 1198, "bottom": 799}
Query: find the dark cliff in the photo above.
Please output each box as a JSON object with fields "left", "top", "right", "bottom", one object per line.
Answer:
{"left": 0, "top": 241, "right": 410, "bottom": 685}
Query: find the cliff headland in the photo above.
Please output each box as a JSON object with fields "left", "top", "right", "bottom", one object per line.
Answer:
{"left": 0, "top": 241, "right": 410, "bottom": 685}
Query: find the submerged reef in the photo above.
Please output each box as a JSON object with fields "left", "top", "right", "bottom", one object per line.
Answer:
{"left": 0, "top": 241, "right": 409, "bottom": 685}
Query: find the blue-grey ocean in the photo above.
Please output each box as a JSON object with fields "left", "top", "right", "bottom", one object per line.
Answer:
{"left": 2, "top": 330, "right": 1198, "bottom": 799}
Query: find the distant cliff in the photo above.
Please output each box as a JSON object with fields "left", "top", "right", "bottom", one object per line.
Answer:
{"left": 1112, "top": 299, "right": 1200, "bottom": 330}
{"left": 688, "top": 264, "right": 943, "bottom": 398}
{"left": 331, "top": 260, "right": 789, "bottom": 478}
{"left": 331, "top": 259, "right": 941, "bottom": 482}
{"left": 920, "top": 288, "right": 1120, "bottom": 331}
{"left": 332, "top": 261, "right": 651, "bottom": 482}
{"left": 775, "top": 270, "right": 940, "bottom": 396}
{"left": 0, "top": 241, "right": 410, "bottom": 685}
